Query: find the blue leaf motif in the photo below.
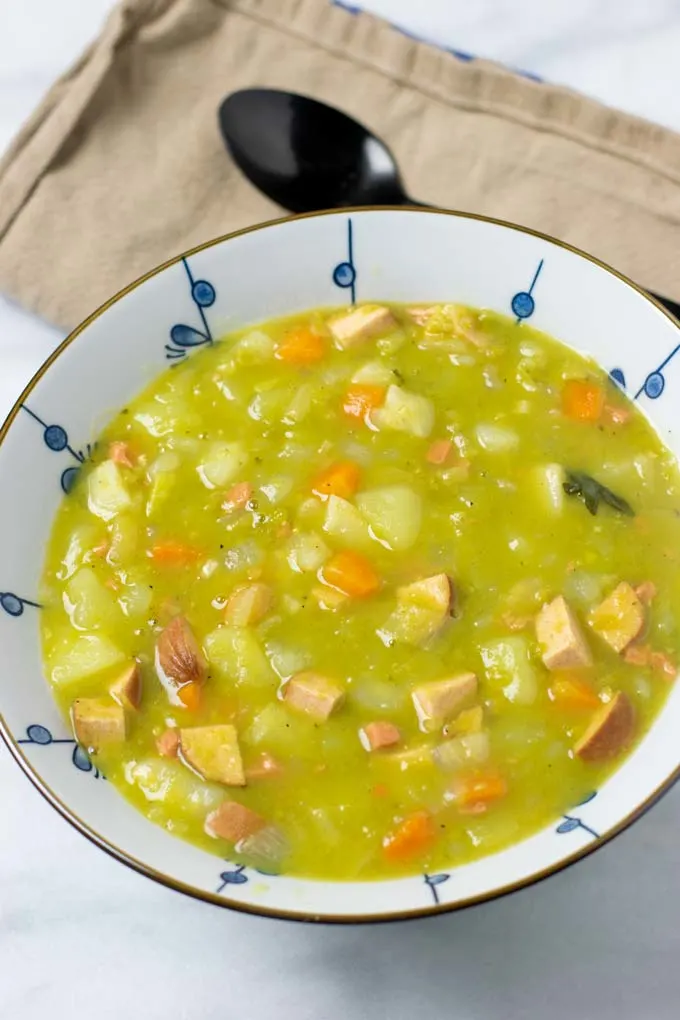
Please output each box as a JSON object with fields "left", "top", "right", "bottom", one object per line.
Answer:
{"left": 165, "top": 258, "right": 216, "bottom": 360}
{"left": 26, "top": 724, "right": 52, "bottom": 745}
{"left": 556, "top": 818, "right": 580, "bottom": 834}
{"left": 169, "top": 324, "right": 210, "bottom": 349}
{"left": 576, "top": 790, "right": 597, "bottom": 806}
{"left": 332, "top": 219, "right": 356, "bottom": 303}
{"left": 511, "top": 259, "right": 543, "bottom": 323}
{"left": 427, "top": 873, "right": 450, "bottom": 886}
{"left": 72, "top": 744, "right": 98, "bottom": 776}
{"left": 217, "top": 865, "right": 248, "bottom": 892}
{"left": 609, "top": 368, "right": 626, "bottom": 389}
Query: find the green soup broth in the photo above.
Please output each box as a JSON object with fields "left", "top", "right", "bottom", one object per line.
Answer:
{"left": 40, "top": 302, "right": 680, "bottom": 880}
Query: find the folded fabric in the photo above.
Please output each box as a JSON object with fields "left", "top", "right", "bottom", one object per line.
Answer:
{"left": 2, "top": 0, "right": 680, "bottom": 331}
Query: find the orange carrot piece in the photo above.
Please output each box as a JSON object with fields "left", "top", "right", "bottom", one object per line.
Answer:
{"left": 276, "top": 327, "right": 325, "bottom": 364}
{"left": 342, "top": 384, "right": 386, "bottom": 420}
{"left": 109, "top": 441, "right": 136, "bottom": 467}
{"left": 223, "top": 481, "right": 253, "bottom": 510}
{"left": 372, "top": 783, "right": 390, "bottom": 799}
{"left": 104, "top": 578, "right": 119, "bottom": 592}
{"left": 92, "top": 540, "right": 109, "bottom": 558}
{"left": 178, "top": 682, "right": 202, "bottom": 712}
{"left": 311, "top": 460, "right": 361, "bottom": 500}
{"left": 453, "top": 771, "right": 508, "bottom": 814}
{"left": 561, "top": 379, "right": 605, "bottom": 422}
{"left": 383, "top": 810, "right": 436, "bottom": 862}
{"left": 550, "top": 676, "right": 600, "bottom": 711}
{"left": 321, "top": 550, "right": 380, "bottom": 598}
{"left": 150, "top": 541, "right": 201, "bottom": 566}
{"left": 426, "top": 439, "right": 453, "bottom": 465}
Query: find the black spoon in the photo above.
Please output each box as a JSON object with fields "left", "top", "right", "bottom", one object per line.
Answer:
{"left": 219, "top": 87, "right": 680, "bottom": 321}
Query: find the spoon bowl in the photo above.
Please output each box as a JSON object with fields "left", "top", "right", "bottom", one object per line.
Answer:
{"left": 219, "top": 88, "right": 412, "bottom": 213}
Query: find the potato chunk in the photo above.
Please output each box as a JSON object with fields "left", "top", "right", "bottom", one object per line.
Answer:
{"left": 328, "top": 305, "right": 396, "bottom": 349}
{"left": 535, "top": 596, "right": 592, "bottom": 670}
{"left": 381, "top": 572, "right": 455, "bottom": 647}
{"left": 412, "top": 673, "right": 477, "bottom": 732}
{"left": 589, "top": 582, "right": 645, "bottom": 653}
{"left": 179, "top": 724, "right": 245, "bottom": 786}
{"left": 284, "top": 671, "right": 344, "bottom": 721}
{"left": 397, "top": 573, "right": 454, "bottom": 615}
{"left": 72, "top": 698, "right": 126, "bottom": 752}
{"left": 205, "top": 800, "right": 266, "bottom": 842}
{"left": 109, "top": 661, "right": 142, "bottom": 710}
{"left": 574, "top": 692, "right": 635, "bottom": 762}
{"left": 224, "top": 583, "right": 273, "bottom": 626}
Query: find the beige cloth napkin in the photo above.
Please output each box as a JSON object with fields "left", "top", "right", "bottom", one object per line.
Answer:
{"left": 2, "top": 0, "right": 680, "bottom": 331}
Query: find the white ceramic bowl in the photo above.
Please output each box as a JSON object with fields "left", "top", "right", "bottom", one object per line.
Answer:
{"left": 2, "top": 208, "right": 680, "bottom": 923}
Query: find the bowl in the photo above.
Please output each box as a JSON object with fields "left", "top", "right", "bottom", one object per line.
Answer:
{"left": 2, "top": 207, "right": 680, "bottom": 923}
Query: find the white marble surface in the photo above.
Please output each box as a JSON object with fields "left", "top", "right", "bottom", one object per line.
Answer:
{"left": 2, "top": 1, "right": 680, "bottom": 1015}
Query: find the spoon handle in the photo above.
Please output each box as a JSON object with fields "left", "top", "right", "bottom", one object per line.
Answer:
{"left": 403, "top": 195, "right": 680, "bottom": 321}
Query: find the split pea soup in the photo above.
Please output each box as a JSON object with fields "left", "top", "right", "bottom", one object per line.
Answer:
{"left": 40, "top": 301, "right": 680, "bottom": 880}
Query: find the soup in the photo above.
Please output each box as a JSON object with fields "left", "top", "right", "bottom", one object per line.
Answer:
{"left": 40, "top": 302, "right": 680, "bottom": 880}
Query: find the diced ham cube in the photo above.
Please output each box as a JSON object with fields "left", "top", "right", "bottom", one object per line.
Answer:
{"left": 328, "top": 306, "right": 396, "bottom": 349}
{"left": 179, "top": 724, "right": 245, "bottom": 786}
{"left": 284, "top": 671, "right": 345, "bottom": 721}
{"left": 412, "top": 673, "right": 477, "bottom": 732}
{"left": 426, "top": 439, "right": 453, "bottom": 465}
{"left": 205, "top": 800, "right": 266, "bottom": 842}
{"left": 109, "top": 661, "right": 142, "bottom": 711}
{"left": 156, "top": 728, "right": 180, "bottom": 758}
{"left": 574, "top": 692, "right": 635, "bottom": 762}
{"left": 535, "top": 596, "right": 592, "bottom": 670}
{"left": 589, "top": 582, "right": 645, "bottom": 653}
{"left": 359, "top": 721, "right": 401, "bottom": 751}
{"left": 72, "top": 698, "right": 126, "bottom": 752}
{"left": 650, "top": 650, "right": 677, "bottom": 681}
{"left": 634, "top": 581, "right": 657, "bottom": 605}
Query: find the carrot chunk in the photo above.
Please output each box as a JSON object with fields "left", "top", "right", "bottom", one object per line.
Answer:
{"left": 550, "top": 675, "right": 600, "bottom": 711}
{"left": 276, "top": 327, "right": 325, "bottom": 364}
{"left": 311, "top": 460, "right": 361, "bottom": 500}
{"left": 109, "top": 441, "right": 136, "bottom": 467}
{"left": 150, "top": 541, "right": 201, "bottom": 566}
{"left": 426, "top": 439, "right": 453, "bottom": 465}
{"left": 321, "top": 550, "right": 380, "bottom": 598}
{"left": 383, "top": 810, "right": 436, "bottom": 862}
{"left": 223, "top": 481, "right": 253, "bottom": 510}
{"left": 452, "top": 771, "right": 507, "bottom": 814}
{"left": 342, "top": 384, "right": 386, "bottom": 420}
{"left": 561, "top": 379, "right": 605, "bottom": 422}
{"left": 178, "top": 682, "right": 202, "bottom": 712}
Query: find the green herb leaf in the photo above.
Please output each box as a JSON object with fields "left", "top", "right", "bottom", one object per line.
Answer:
{"left": 562, "top": 470, "right": 634, "bottom": 517}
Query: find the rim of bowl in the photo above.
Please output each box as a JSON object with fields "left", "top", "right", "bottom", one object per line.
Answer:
{"left": 2, "top": 205, "right": 680, "bottom": 925}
